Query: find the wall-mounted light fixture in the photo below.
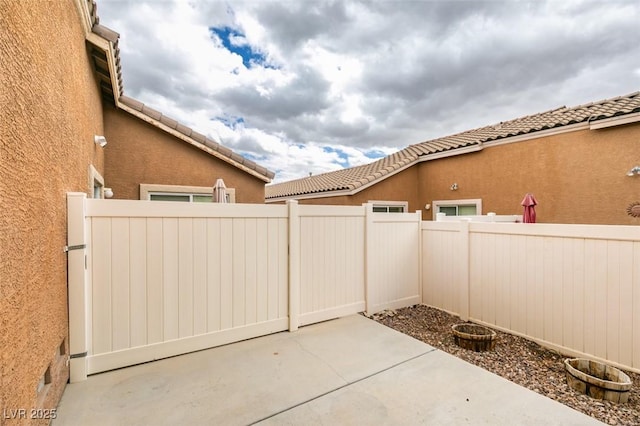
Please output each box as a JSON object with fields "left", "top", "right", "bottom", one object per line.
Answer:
{"left": 94, "top": 135, "right": 107, "bottom": 147}
{"left": 626, "top": 166, "right": 640, "bottom": 177}
{"left": 104, "top": 188, "right": 114, "bottom": 199}
{"left": 450, "top": 183, "right": 458, "bottom": 191}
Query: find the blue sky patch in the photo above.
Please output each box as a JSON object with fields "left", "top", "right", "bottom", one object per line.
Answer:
{"left": 364, "top": 149, "right": 386, "bottom": 159}
{"left": 210, "top": 26, "right": 270, "bottom": 69}
{"left": 323, "top": 146, "right": 349, "bottom": 167}
{"left": 215, "top": 115, "right": 245, "bottom": 130}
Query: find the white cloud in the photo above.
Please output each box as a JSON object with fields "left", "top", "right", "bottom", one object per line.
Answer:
{"left": 97, "top": 0, "right": 640, "bottom": 183}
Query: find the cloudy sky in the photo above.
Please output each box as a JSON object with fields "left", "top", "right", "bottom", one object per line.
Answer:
{"left": 97, "top": 0, "right": 640, "bottom": 183}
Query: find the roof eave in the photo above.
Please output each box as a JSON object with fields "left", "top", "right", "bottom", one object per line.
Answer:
{"left": 86, "top": 31, "right": 122, "bottom": 104}
{"left": 589, "top": 111, "right": 640, "bottom": 130}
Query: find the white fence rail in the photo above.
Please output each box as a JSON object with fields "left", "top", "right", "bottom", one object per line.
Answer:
{"left": 422, "top": 221, "right": 640, "bottom": 374}
{"left": 67, "top": 194, "right": 421, "bottom": 380}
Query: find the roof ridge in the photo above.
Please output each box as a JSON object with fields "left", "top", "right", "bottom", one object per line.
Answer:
{"left": 560, "top": 90, "right": 640, "bottom": 112}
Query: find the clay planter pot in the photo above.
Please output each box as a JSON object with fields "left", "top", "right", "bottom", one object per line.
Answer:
{"left": 564, "top": 358, "right": 632, "bottom": 403}
{"left": 451, "top": 323, "right": 497, "bottom": 352}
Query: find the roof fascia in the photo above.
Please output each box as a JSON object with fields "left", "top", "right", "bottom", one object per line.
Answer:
{"left": 481, "top": 122, "right": 589, "bottom": 149}
{"left": 589, "top": 112, "right": 640, "bottom": 130}
{"left": 416, "top": 144, "right": 484, "bottom": 163}
{"left": 117, "top": 103, "right": 272, "bottom": 183}
{"left": 265, "top": 188, "right": 354, "bottom": 203}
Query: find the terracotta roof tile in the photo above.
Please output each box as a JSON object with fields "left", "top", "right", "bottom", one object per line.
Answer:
{"left": 203, "top": 138, "right": 219, "bottom": 151}
{"left": 159, "top": 115, "right": 178, "bottom": 130}
{"left": 141, "top": 105, "right": 162, "bottom": 121}
{"left": 217, "top": 146, "right": 233, "bottom": 157}
{"left": 190, "top": 131, "right": 206, "bottom": 144}
{"left": 266, "top": 91, "right": 640, "bottom": 199}
{"left": 175, "top": 123, "right": 192, "bottom": 137}
{"left": 120, "top": 95, "right": 143, "bottom": 112}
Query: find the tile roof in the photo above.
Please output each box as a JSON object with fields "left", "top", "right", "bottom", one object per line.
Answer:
{"left": 266, "top": 91, "right": 640, "bottom": 200}
{"left": 85, "top": 1, "right": 274, "bottom": 182}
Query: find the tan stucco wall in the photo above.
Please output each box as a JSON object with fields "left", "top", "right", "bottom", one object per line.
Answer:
{"left": 293, "top": 166, "right": 421, "bottom": 212}
{"left": 418, "top": 124, "right": 640, "bottom": 224}
{"left": 103, "top": 107, "right": 266, "bottom": 203}
{"left": 0, "top": 0, "right": 105, "bottom": 421}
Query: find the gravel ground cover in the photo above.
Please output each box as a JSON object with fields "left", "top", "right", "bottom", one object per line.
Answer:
{"left": 368, "top": 304, "right": 639, "bottom": 426}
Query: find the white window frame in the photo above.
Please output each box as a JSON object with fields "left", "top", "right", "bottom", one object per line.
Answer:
{"left": 432, "top": 199, "right": 482, "bottom": 220}
{"left": 140, "top": 184, "right": 236, "bottom": 203}
{"left": 368, "top": 200, "right": 408, "bottom": 213}
{"left": 88, "top": 165, "right": 104, "bottom": 199}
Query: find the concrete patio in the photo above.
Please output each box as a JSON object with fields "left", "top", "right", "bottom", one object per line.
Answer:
{"left": 54, "top": 315, "right": 602, "bottom": 425}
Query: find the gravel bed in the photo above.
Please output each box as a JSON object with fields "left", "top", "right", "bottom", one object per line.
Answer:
{"left": 367, "top": 305, "right": 639, "bottom": 426}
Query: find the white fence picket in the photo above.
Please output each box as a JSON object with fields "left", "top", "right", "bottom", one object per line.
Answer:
{"left": 82, "top": 200, "right": 291, "bottom": 374}
{"left": 421, "top": 221, "right": 640, "bottom": 373}
{"left": 297, "top": 205, "right": 367, "bottom": 326}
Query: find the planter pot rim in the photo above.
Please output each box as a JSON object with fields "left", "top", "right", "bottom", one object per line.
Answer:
{"left": 451, "top": 323, "right": 497, "bottom": 341}
{"left": 564, "top": 358, "right": 632, "bottom": 392}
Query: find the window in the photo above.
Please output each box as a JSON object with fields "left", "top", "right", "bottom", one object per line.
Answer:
{"left": 432, "top": 199, "right": 482, "bottom": 219}
{"left": 140, "top": 184, "right": 235, "bottom": 203}
{"left": 88, "top": 165, "right": 105, "bottom": 199}
{"left": 149, "top": 193, "right": 215, "bottom": 203}
{"left": 369, "top": 200, "right": 408, "bottom": 213}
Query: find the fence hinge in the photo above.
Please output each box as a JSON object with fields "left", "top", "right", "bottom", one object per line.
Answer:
{"left": 69, "top": 351, "right": 87, "bottom": 359}
{"left": 64, "top": 244, "right": 86, "bottom": 253}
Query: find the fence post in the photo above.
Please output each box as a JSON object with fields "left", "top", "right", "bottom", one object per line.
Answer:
{"left": 287, "top": 200, "right": 300, "bottom": 331}
{"left": 363, "top": 203, "right": 374, "bottom": 315}
{"left": 416, "top": 211, "right": 423, "bottom": 305}
{"left": 66, "top": 192, "right": 88, "bottom": 382}
{"left": 459, "top": 221, "right": 470, "bottom": 321}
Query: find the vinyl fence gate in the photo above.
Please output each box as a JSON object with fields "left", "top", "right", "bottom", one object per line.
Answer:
{"left": 67, "top": 193, "right": 421, "bottom": 381}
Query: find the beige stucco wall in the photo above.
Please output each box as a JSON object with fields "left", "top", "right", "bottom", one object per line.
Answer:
{"left": 418, "top": 123, "right": 640, "bottom": 224}
{"left": 0, "top": 0, "right": 105, "bottom": 421}
{"left": 103, "top": 107, "right": 267, "bottom": 203}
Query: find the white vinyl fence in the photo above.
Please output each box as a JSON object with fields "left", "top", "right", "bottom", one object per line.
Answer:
{"left": 422, "top": 221, "right": 640, "bottom": 374}
{"left": 66, "top": 194, "right": 421, "bottom": 381}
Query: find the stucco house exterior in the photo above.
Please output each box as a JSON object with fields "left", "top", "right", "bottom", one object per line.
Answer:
{"left": 266, "top": 92, "right": 640, "bottom": 225}
{"left": 1, "top": 0, "right": 272, "bottom": 418}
